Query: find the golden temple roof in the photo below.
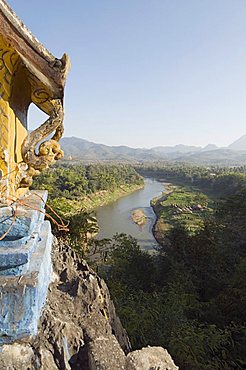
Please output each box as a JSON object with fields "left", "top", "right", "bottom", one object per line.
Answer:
{"left": 0, "top": 0, "right": 70, "bottom": 98}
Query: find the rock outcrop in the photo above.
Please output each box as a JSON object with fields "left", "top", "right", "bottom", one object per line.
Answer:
{"left": 126, "top": 347, "right": 178, "bottom": 370}
{"left": 0, "top": 239, "right": 178, "bottom": 370}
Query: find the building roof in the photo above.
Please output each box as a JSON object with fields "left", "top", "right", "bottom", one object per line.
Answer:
{"left": 0, "top": 0, "right": 70, "bottom": 98}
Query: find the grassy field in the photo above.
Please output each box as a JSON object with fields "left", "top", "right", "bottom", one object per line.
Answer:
{"left": 151, "top": 184, "right": 214, "bottom": 238}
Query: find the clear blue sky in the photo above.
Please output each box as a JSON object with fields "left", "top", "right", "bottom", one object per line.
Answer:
{"left": 8, "top": 0, "right": 246, "bottom": 148}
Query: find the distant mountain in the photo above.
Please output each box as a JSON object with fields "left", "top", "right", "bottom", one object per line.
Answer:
{"left": 152, "top": 144, "right": 201, "bottom": 154}
{"left": 152, "top": 143, "right": 219, "bottom": 154}
{"left": 60, "top": 136, "right": 246, "bottom": 165}
{"left": 201, "top": 144, "right": 218, "bottom": 151}
{"left": 174, "top": 149, "right": 246, "bottom": 165}
{"left": 228, "top": 135, "right": 246, "bottom": 151}
{"left": 60, "top": 137, "right": 162, "bottom": 161}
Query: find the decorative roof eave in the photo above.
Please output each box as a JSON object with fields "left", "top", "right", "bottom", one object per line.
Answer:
{"left": 0, "top": 0, "right": 70, "bottom": 98}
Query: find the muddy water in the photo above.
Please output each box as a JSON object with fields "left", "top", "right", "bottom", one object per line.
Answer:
{"left": 95, "top": 179, "right": 164, "bottom": 251}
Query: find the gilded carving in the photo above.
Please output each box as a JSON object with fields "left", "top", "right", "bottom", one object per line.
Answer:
{"left": 0, "top": 38, "right": 23, "bottom": 203}
{"left": 21, "top": 98, "right": 64, "bottom": 187}
{"left": 0, "top": 8, "right": 69, "bottom": 205}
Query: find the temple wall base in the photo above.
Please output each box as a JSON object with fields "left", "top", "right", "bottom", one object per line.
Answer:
{"left": 0, "top": 191, "right": 53, "bottom": 344}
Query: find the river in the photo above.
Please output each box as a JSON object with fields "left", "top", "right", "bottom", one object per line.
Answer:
{"left": 95, "top": 178, "right": 164, "bottom": 251}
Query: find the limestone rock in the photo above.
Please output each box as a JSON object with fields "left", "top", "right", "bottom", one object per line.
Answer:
{"left": 0, "top": 344, "right": 35, "bottom": 370}
{"left": 0, "top": 238, "right": 178, "bottom": 370}
{"left": 88, "top": 335, "right": 126, "bottom": 370}
{"left": 126, "top": 347, "right": 179, "bottom": 370}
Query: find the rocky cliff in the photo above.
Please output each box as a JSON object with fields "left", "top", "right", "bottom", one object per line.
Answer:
{"left": 0, "top": 239, "right": 178, "bottom": 370}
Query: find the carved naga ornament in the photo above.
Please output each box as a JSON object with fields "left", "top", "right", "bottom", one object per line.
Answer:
{"left": 0, "top": 0, "right": 70, "bottom": 205}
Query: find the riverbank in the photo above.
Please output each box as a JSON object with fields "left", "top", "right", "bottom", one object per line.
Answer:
{"left": 151, "top": 182, "right": 174, "bottom": 245}
{"left": 84, "top": 183, "right": 145, "bottom": 211}
{"left": 50, "top": 183, "right": 145, "bottom": 217}
{"left": 151, "top": 182, "right": 214, "bottom": 245}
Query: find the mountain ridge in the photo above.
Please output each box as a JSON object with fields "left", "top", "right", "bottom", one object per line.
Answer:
{"left": 60, "top": 135, "right": 246, "bottom": 165}
{"left": 228, "top": 134, "right": 246, "bottom": 151}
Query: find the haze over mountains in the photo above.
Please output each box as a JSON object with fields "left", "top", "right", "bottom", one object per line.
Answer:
{"left": 60, "top": 135, "right": 246, "bottom": 165}
{"left": 228, "top": 134, "right": 246, "bottom": 151}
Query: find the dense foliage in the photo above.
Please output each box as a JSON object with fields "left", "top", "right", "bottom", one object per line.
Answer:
{"left": 32, "top": 163, "right": 143, "bottom": 218}
{"left": 33, "top": 163, "right": 143, "bottom": 200}
{"left": 100, "top": 164, "right": 246, "bottom": 370}
{"left": 104, "top": 189, "right": 246, "bottom": 369}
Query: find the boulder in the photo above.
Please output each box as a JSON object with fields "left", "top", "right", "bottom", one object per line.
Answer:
{"left": 126, "top": 347, "right": 179, "bottom": 370}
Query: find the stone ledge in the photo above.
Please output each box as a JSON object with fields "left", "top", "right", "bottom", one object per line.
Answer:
{"left": 0, "top": 190, "right": 47, "bottom": 246}
{"left": 0, "top": 220, "right": 53, "bottom": 344}
{"left": 0, "top": 232, "right": 39, "bottom": 275}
